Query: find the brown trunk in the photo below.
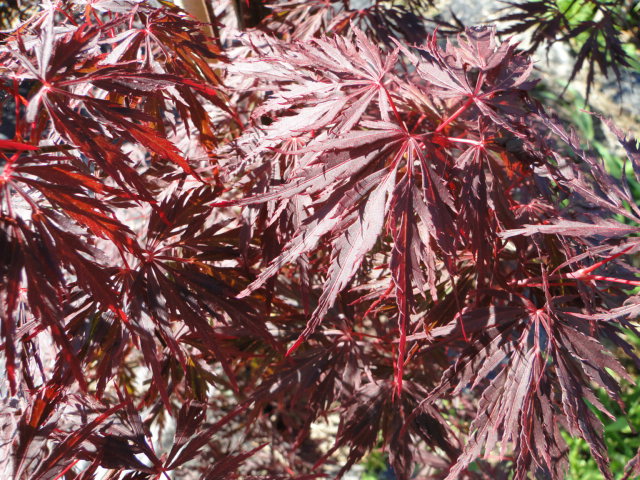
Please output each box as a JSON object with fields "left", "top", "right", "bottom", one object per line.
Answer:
{"left": 177, "top": 0, "right": 214, "bottom": 36}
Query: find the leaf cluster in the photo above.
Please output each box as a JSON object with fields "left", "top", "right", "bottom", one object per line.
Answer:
{"left": 1, "top": 2, "right": 640, "bottom": 480}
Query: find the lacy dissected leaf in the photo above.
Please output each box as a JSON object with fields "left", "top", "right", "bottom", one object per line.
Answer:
{"left": 0, "top": 0, "right": 245, "bottom": 406}
{"left": 445, "top": 346, "right": 543, "bottom": 480}
{"left": 12, "top": 385, "right": 65, "bottom": 480}
{"left": 114, "top": 185, "right": 277, "bottom": 402}
{"left": 320, "top": 380, "right": 459, "bottom": 480}
{"left": 417, "top": 295, "right": 636, "bottom": 480}
{"left": 164, "top": 402, "right": 247, "bottom": 470}
{"left": 256, "top": 0, "right": 431, "bottom": 45}
{"left": 231, "top": 122, "right": 460, "bottom": 366}
{"left": 202, "top": 443, "right": 267, "bottom": 480}
{"left": 224, "top": 27, "right": 399, "bottom": 169}
{"left": 221, "top": 27, "right": 562, "bottom": 395}
{"left": 411, "top": 26, "right": 536, "bottom": 119}
{"left": 3, "top": 3, "right": 640, "bottom": 479}
{"left": 30, "top": 402, "right": 125, "bottom": 480}
{"left": 548, "top": 315, "right": 638, "bottom": 480}
{"left": 247, "top": 337, "right": 362, "bottom": 449}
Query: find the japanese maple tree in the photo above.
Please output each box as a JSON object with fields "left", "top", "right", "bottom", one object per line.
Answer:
{"left": 1, "top": 1, "right": 639, "bottom": 480}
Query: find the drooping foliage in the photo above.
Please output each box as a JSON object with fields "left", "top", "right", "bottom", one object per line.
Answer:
{"left": 496, "top": 0, "right": 639, "bottom": 99}
{"left": 1, "top": 1, "right": 639, "bottom": 479}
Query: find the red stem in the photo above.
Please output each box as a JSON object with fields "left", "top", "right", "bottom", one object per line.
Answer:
{"left": 581, "top": 274, "right": 640, "bottom": 286}
{"left": 513, "top": 245, "right": 638, "bottom": 288}
{"left": 435, "top": 96, "right": 474, "bottom": 133}
{"left": 434, "top": 71, "right": 484, "bottom": 134}
{"left": 446, "top": 136, "right": 484, "bottom": 146}
{"left": 560, "top": 245, "right": 634, "bottom": 277}
{"left": 383, "top": 85, "right": 405, "bottom": 129}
